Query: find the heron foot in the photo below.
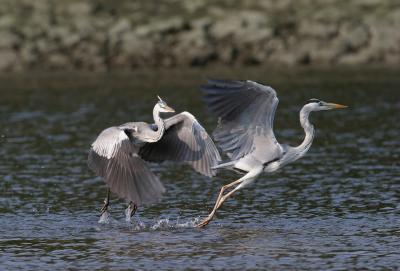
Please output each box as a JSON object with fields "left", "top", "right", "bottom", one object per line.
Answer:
{"left": 196, "top": 216, "right": 212, "bottom": 228}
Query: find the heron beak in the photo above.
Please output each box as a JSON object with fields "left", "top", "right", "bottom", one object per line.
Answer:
{"left": 326, "top": 103, "right": 348, "bottom": 109}
{"left": 165, "top": 105, "right": 175, "bottom": 113}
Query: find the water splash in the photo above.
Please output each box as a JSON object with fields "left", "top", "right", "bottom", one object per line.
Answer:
{"left": 176, "top": 217, "right": 200, "bottom": 228}
{"left": 125, "top": 212, "right": 146, "bottom": 230}
{"left": 99, "top": 211, "right": 200, "bottom": 230}
{"left": 150, "top": 218, "right": 170, "bottom": 230}
{"left": 98, "top": 211, "right": 112, "bottom": 224}
{"left": 99, "top": 216, "right": 201, "bottom": 230}
{"left": 149, "top": 217, "right": 200, "bottom": 230}
{"left": 134, "top": 214, "right": 146, "bottom": 229}
{"left": 125, "top": 206, "right": 133, "bottom": 222}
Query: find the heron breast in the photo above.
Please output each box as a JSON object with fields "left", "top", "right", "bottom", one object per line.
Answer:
{"left": 264, "top": 161, "right": 280, "bottom": 173}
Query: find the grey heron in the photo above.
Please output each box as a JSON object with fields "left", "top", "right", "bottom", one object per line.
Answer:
{"left": 196, "top": 79, "right": 347, "bottom": 227}
{"left": 88, "top": 96, "right": 221, "bottom": 218}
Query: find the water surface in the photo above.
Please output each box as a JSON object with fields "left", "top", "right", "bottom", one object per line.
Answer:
{"left": 0, "top": 68, "right": 399, "bottom": 270}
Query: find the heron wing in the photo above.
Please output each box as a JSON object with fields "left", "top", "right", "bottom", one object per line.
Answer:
{"left": 138, "top": 112, "right": 221, "bottom": 177}
{"left": 201, "top": 79, "right": 283, "bottom": 162}
{"left": 88, "top": 126, "right": 165, "bottom": 205}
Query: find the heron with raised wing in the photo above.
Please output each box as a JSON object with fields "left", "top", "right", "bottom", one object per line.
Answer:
{"left": 196, "top": 79, "right": 347, "bottom": 227}
{"left": 88, "top": 96, "right": 220, "bottom": 218}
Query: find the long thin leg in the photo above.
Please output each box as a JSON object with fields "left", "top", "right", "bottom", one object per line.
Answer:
{"left": 196, "top": 182, "right": 242, "bottom": 228}
{"left": 207, "top": 178, "right": 242, "bottom": 217}
{"left": 125, "top": 201, "right": 138, "bottom": 222}
{"left": 128, "top": 201, "right": 138, "bottom": 217}
{"left": 100, "top": 188, "right": 110, "bottom": 215}
{"left": 196, "top": 167, "right": 263, "bottom": 228}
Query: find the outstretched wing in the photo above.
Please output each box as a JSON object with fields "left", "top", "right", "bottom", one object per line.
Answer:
{"left": 138, "top": 112, "right": 221, "bottom": 177}
{"left": 88, "top": 126, "right": 165, "bottom": 205}
{"left": 200, "top": 79, "right": 283, "bottom": 163}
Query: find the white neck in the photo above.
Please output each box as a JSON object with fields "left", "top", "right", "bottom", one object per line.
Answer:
{"left": 150, "top": 104, "right": 165, "bottom": 142}
{"left": 294, "top": 105, "right": 315, "bottom": 156}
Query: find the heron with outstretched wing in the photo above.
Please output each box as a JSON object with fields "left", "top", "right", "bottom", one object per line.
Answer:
{"left": 197, "top": 79, "right": 347, "bottom": 227}
{"left": 88, "top": 96, "right": 221, "bottom": 218}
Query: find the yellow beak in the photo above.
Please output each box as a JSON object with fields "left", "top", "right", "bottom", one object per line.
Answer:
{"left": 165, "top": 105, "right": 175, "bottom": 113}
{"left": 326, "top": 103, "right": 348, "bottom": 109}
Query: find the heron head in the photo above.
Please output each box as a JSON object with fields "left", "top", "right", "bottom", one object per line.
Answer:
{"left": 156, "top": 95, "right": 175, "bottom": 113}
{"left": 306, "top": 98, "right": 347, "bottom": 111}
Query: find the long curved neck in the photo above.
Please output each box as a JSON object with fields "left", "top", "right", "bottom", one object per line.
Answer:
{"left": 150, "top": 105, "right": 165, "bottom": 142}
{"left": 294, "top": 106, "right": 315, "bottom": 156}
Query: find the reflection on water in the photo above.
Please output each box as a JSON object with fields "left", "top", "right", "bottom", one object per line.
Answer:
{"left": 0, "top": 68, "right": 399, "bottom": 270}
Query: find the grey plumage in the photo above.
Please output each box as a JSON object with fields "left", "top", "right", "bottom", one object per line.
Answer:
{"left": 201, "top": 79, "right": 283, "bottom": 164}
{"left": 88, "top": 126, "right": 165, "bottom": 206}
{"left": 88, "top": 100, "right": 220, "bottom": 207}
{"left": 139, "top": 112, "right": 220, "bottom": 177}
{"left": 196, "top": 79, "right": 347, "bottom": 227}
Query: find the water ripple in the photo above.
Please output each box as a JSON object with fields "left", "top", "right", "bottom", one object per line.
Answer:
{"left": 0, "top": 70, "right": 399, "bottom": 270}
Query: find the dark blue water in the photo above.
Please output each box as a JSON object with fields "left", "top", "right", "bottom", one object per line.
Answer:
{"left": 0, "top": 68, "right": 399, "bottom": 270}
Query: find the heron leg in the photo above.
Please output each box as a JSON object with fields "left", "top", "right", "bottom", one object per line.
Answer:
{"left": 196, "top": 167, "right": 263, "bottom": 228}
{"left": 100, "top": 189, "right": 110, "bottom": 215}
{"left": 209, "top": 179, "right": 242, "bottom": 213}
{"left": 196, "top": 179, "right": 243, "bottom": 228}
{"left": 128, "top": 201, "right": 138, "bottom": 217}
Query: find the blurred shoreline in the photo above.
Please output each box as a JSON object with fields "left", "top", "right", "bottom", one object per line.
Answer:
{"left": 1, "top": 0, "right": 400, "bottom": 72}
{"left": 1, "top": 66, "right": 399, "bottom": 87}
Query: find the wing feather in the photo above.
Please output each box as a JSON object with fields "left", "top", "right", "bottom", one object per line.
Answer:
{"left": 88, "top": 126, "right": 165, "bottom": 205}
{"left": 139, "top": 112, "right": 221, "bottom": 177}
{"left": 201, "top": 79, "right": 282, "bottom": 163}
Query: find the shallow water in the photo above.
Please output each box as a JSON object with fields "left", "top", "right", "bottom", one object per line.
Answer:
{"left": 0, "top": 68, "right": 399, "bottom": 270}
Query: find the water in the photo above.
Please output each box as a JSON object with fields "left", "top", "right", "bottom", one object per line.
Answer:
{"left": 0, "top": 68, "right": 399, "bottom": 270}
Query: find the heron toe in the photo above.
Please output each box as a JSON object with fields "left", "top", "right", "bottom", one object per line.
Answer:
{"left": 196, "top": 217, "right": 212, "bottom": 228}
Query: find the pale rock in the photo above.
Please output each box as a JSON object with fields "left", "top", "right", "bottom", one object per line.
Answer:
{"left": 67, "top": 2, "right": 91, "bottom": 17}
{"left": 0, "top": 50, "right": 17, "bottom": 70}
{"left": 0, "top": 31, "right": 19, "bottom": 48}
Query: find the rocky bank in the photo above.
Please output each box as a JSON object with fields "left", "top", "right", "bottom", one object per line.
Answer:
{"left": 1, "top": 0, "right": 400, "bottom": 71}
